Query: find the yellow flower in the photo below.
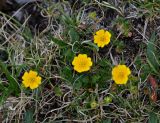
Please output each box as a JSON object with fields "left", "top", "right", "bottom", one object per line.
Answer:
{"left": 72, "top": 54, "right": 93, "bottom": 73}
{"left": 22, "top": 70, "right": 42, "bottom": 89}
{"left": 94, "top": 29, "right": 111, "bottom": 48}
{"left": 112, "top": 65, "right": 131, "bottom": 84}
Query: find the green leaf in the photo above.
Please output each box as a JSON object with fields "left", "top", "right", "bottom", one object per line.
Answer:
{"left": 61, "top": 15, "right": 75, "bottom": 26}
{"left": 73, "top": 74, "right": 86, "bottom": 89}
{"left": 92, "top": 74, "right": 100, "bottom": 84}
{"left": 60, "top": 66, "right": 73, "bottom": 83}
{"left": 0, "top": 81, "right": 8, "bottom": 102}
{"left": 149, "top": 112, "right": 158, "bottom": 123}
{"left": 0, "top": 87, "right": 11, "bottom": 105}
{"left": 48, "top": 34, "right": 69, "bottom": 47}
{"left": 52, "top": 38, "right": 68, "bottom": 47}
{"left": 81, "top": 40, "right": 99, "bottom": 52}
{"left": 69, "top": 28, "right": 80, "bottom": 43}
{"left": 64, "top": 49, "right": 75, "bottom": 63}
{"left": 24, "top": 110, "right": 34, "bottom": 123}
{"left": 22, "top": 27, "right": 33, "bottom": 41}
{"left": 146, "top": 32, "right": 160, "bottom": 74}
{"left": 98, "top": 58, "right": 112, "bottom": 67}
{"left": 0, "top": 60, "right": 19, "bottom": 96}
{"left": 54, "top": 86, "right": 63, "bottom": 97}
{"left": 100, "top": 119, "right": 112, "bottom": 123}
{"left": 74, "top": 79, "right": 82, "bottom": 89}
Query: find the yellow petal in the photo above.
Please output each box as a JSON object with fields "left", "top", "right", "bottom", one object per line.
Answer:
{"left": 105, "top": 31, "right": 111, "bottom": 39}
{"left": 36, "top": 76, "right": 42, "bottom": 85}
{"left": 94, "top": 35, "right": 100, "bottom": 43}
{"left": 74, "top": 66, "right": 83, "bottom": 73}
{"left": 100, "top": 43, "right": 105, "bottom": 48}
{"left": 29, "top": 70, "right": 38, "bottom": 77}
{"left": 78, "top": 54, "right": 87, "bottom": 58}
{"left": 72, "top": 56, "right": 78, "bottom": 65}
{"left": 87, "top": 58, "right": 93, "bottom": 66}
{"left": 22, "top": 80, "right": 30, "bottom": 88}
{"left": 22, "top": 72, "right": 29, "bottom": 80}
{"left": 96, "top": 29, "right": 105, "bottom": 35}
{"left": 126, "top": 67, "right": 131, "bottom": 75}
{"left": 114, "top": 76, "right": 128, "bottom": 84}
{"left": 30, "top": 82, "right": 39, "bottom": 89}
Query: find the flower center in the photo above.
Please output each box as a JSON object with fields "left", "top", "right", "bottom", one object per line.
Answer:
{"left": 29, "top": 77, "right": 36, "bottom": 83}
{"left": 79, "top": 61, "right": 87, "bottom": 68}
{"left": 100, "top": 35, "right": 105, "bottom": 42}
{"left": 118, "top": 72, "right": 125, "bottom": 79}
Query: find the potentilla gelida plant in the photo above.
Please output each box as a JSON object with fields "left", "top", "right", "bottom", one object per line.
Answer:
{"left": 71, "top": 29, "right": 131, "bottom": 86}
{"left": 2, "top": 1, "right": 158, "bottom": 121}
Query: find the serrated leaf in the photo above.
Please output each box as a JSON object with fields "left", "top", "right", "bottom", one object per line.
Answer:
{"left": 81, "top": 40, "right": 99, "bottom": 51}
{"left": 52, "top": 38, "right": 68, "bottom": 47}
{"left": 60, "top": 66, "right": 73, "bottom": 83}
{"left": 48, "top": 34, "right": 68, "bottom": 47}
{"left": 92, "top": 74, "right": 100, "bottom": 84}
{"left": 73, "top": 74, "right": 86, "bottom": 89}
{"left": 69, "top": 28, "right": 80, "bottom": 42}
{"left": 98, "top": 59, "right": 112, "bottom": 67}
{"left": 64, "top": 49, "right": 75, "bottom": 63}
{"left": 74, "top": 80, "right": 82, "bottom": 89}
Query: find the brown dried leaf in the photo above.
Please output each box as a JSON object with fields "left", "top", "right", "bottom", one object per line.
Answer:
{"left": 148, "top": 75, "right": 157, "bottom": 89}
{"left": 148, "top": 75, "right": 157, "bottom": 102}
{"left": 151, "top": 91, "right": 157, "bottom": 102}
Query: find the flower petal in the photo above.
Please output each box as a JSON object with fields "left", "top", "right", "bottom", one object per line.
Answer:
{"left": 29, "top": 70, "right": 38, "bottom": 77}
{"left": 22, "top": 72, "right": 29, "bottom": 80}
{"left": 22, "top": 80, "right": 30, "bottom": 88}
{"left": 36, "top": 76, "right": 42, "bottom": 85}
{"left": 114, "top": 76, "right": 128, "bottom": 84}
{"left": 105, "top": 31, "right": 111, "bottom": 39}
{"left": 30, "top": 82, "right": 39, "bottom": 90}
{"left": 94, "top": 35, "right": 100, "bottom": 43}
{"left": 96, "top": 29, "right": 105, "bottom": 35}
{"left": 72, "top": 56, "right": 78, "bottom": 66}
